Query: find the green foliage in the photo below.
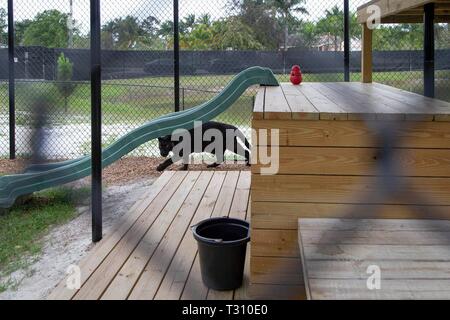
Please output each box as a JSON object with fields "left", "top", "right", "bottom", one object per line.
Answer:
{"left": 56, "top": 53, "right": 76, "bottom": 111}
{"left": 0, "top": 8, "right": 6, "bottom": 45}
{"left": 102, "top": 15, "right": 161, "bottom": 50}
{"left": 0, "top": 187, "right": 87, "bottom": 292}
{"left": 22, "top": 10, "right": 70, "bottom": 48}
{"left": 14, "top": 19, "right": 32, "bottom": 46}
{"left": 373, "top": 24, "right": 423, "bottom": 51}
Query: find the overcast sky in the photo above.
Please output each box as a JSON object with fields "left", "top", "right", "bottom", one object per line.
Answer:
{"left": 2, "top": 0, "right": 366, "bottom": 33}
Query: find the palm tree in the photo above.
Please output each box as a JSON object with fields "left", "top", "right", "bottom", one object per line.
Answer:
{"left": 181, "top": 14, "right": 196, "bottom": 34}
{"left": 158, "top": 20, "right": 174, "bottom": 49}
{"left": 317, "top": 6, "right": 346, "bottom": 51}
{"left": 197, "top": 14, "right": 212, "bottom": 27}
{"left": 270, "top": 0, "right": 308, "bottom": 51}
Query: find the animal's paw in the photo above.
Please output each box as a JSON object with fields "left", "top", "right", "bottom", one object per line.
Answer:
{"left": 156, "top": 164, "right": 165, "bottom": 172}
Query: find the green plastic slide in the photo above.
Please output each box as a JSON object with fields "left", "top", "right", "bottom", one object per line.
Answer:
{"left": 0, "top": 67, "right": 279, "bottom": 208}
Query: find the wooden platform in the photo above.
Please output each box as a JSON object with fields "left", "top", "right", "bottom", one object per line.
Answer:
{"left": 253, "top": 82, "right": 450, "bottom": 121}
{"left": 298, "top": 218, "right": 450, "bottom": 300}
{"left": 251, "top": 82, "right": 450, "bottom": 299}
{"left": 48, "top": 171, "right": 252, "bottom": 300}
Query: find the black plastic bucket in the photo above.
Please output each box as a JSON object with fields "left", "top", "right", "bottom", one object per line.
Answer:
{"left": 192, "top": 217, "right": 250, "bottom": 290}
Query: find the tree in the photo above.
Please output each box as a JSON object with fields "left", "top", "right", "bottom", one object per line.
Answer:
{"left": 211, "top": 17, "right": 263, "bottom": 50}
{"left": 141, "top": 15, "right": 160, "bottom": 36}
{"left": 55, "top": 53, "right": 76, "bottom": 111}
{"left": 180, "top": 14, "right": 196, "bottom": 34}
{"left": 373, "top": 24, "right": 423, "bottom": 50}
{"left": 22, "top": 10, "right": 70, "bottom": 48}
{"left": 197, "top": 14, "right": 212, "bottom": 27}
{"left": 113, "top": 16, "right": 143, "bottom": 49}
{"left": 158, "top": 20, "right": 174, "bottom": 49}
{"left": 227, "top": 0, "right": 281, "bottom": 50}
{"left": 269, "top": 0, "right": 308, "bottom": 51}
{"left": 0, "top": 8, "right": 6, "bottom": 46}
{"left": 296, "top": 21, "right": 319, "bottom": 49}
{"left": 14, "top": 19, "right": 32, "bottom": 45}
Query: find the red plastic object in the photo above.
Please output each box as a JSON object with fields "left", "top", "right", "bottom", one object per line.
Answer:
{"left": 290, "top": 65, "right": 303, "bottom": 85}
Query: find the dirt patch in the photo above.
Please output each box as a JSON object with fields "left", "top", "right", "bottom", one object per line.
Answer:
{"left": 0, "top": 157, "right": 250, "bottom": 186}
{"left": 0, "top": 159, "right": 27, "bottom": 174}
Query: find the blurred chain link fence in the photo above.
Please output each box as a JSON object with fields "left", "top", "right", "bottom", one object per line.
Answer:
{"left": 0, "top": 0, "right": 449, "bottom": 159}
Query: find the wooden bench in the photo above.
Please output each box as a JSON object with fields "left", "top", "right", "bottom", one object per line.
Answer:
{"left": 298, "top": 218, "right": 450, "bottom": 300}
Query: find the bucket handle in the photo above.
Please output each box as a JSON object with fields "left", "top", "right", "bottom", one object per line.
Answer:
{"left": 190, "top": 224, "right": 224, "bottom": 243}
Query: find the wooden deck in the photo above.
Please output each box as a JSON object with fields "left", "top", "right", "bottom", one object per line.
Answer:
{"left": 48, "top": 171, "right": 251, "bottom": 300}
{"left": 298, "top": 218, "right": 450, "bottom": 300}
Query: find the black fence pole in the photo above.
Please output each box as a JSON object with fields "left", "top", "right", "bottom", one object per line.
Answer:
{"left": 174, "top": 0, "right": 180, "bottom": 112}
{"left": 424, "top": 3, "right": 435, "bottom": 98}
{"left": 344, "top": 0, "right": 350, "bottom": 82}
{"left": 91, "top": 0, "right": 102, "bottom": 243}
{"left": 7, "top": 0, "right": 15, "bottom": 160}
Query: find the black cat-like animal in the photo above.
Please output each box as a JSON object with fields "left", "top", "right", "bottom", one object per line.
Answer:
{"left": 157, "top": 121, "right": 251, "bottom": 172}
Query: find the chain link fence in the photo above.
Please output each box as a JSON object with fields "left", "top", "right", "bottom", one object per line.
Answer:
{"left": 0, "top": 0, "right": 449, "bottom": 159}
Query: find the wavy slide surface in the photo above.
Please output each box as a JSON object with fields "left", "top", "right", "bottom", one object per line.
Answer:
{"left": 0, "top": 67, "right": 279, "bottom": 208}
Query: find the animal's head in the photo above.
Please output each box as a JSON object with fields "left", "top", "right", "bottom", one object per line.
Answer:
{"left": 158, "top": 135, "right": 174, "bottom": 157}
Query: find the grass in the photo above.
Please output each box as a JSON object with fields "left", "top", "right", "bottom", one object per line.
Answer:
{"left": 0, "top": 187, "right": 89, "bottom": 293}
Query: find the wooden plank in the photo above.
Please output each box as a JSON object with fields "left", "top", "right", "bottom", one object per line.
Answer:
{"left": 207, "top": 171, "right": 251, "bottom": 300}
{"left": 299, "top": 218, "right": 450, "bottom": 232}
{"left": 252, "top": 229, "right": 298, "bottom": 258}
{"left": 181, "top": 171, "right": 240, "bottom": 300}
{"left": 263, "top": 86, "right": 292, "bottom": 120}
{"left": 250, "top": 256, "right": 303, "bottom": 285}
{"left": 306, "top": 260, "right": 450, "bottom": 279}
{"left": 303, "top": 244, "right": 450, "bottom": 261}
{"left": 252, "top": 202, "right": 450, "bottom": 230}
{"left": 357, "top": 0, "right": 435, "bottom": 24}
{"left": 308, "top": 279, "right": 450, "bottom": 300}
{"left": 252, "top": 147, "right": 450, "bottom": 177}
{"left": 322, "top": 83, "right": 404, "bottom": 121}
{"left": 371, "top": 82, "right": 450, "bottom": 121}
{"left": 253, "top": 87, "right": 265, "bottom": 120}
{"left": 125, "top": 172, "right": 213, "bottom": 300}
{"left": 300, "top": 229, "right": 450, "bottom": 245}
{"left": 252, "top": 120, "right": 450, "bottom": 149}
{"left": 252, "top": 175, "right": 450, "bottom": 205}
{"left": 48, "top": 171, "right": 176, "bottom": 300}
{"left": 314, "top": 83, "right": 380, "bottom": 120}
{"left": 298, "top": 218, "right": 450, "bottom": 299}
{"left": 362, "top": 23, "right": 373, "bottom": 83}
{"left": 154, "top": 172, "right": 227, "bottom": 300}
{"left": 233, "top": 197, "right": 251, "bottom": 300}
{"left": 296, "top": 83, "right": 348, "bottom": 120}
{"left": 72, "top": 171, "right": 194, "bottom": 300}
{"left": 280, "top": 83, "right": 319, "bottom": 120}
{"left": 351, "top": 83, "right": 438, "bottom": 121}
{"left": 247, "top": 283, "right": 306, "bottom": 300}
{"left": 180, "top": 254, "right": 205, "bottom": 300}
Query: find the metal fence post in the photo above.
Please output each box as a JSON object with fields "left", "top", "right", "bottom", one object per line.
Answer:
{"left": 344, "top": 0, "right": 350, "bottom": 82}
{"left": 91, "top": 0, "right": 102, "bottom": 243}
{"left": 7, "top": 0, "right": 15, "bottom": 160}
{"left": 424, "top": 3, "right": 435, "bottom": 98}
{"left": 174, "top": 0, "right": 180, "bottom": 112}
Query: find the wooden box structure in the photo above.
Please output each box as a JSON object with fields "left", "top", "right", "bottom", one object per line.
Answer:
{"left": 250, "top": 82, "right": 450, "bottom": 298}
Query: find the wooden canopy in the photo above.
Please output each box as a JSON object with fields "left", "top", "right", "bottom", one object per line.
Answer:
{"left": 357, "top": 0, "right": 448, "bottom": 95}
{"left": 357, "top": 0, "right": 450, "bottom": 24}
